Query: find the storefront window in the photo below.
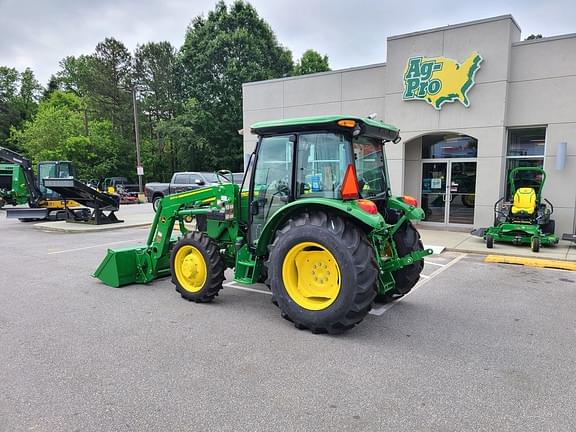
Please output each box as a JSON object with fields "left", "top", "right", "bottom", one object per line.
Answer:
{"left": 505, "top": 128, "right": 546, "bottom": 199}
{"left": 422, "top": 133, "right": 478, "bottom": 159}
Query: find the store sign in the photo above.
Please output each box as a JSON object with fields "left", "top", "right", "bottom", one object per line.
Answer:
{"left": 403, "top": 52, "right": 483, "bottom": 110}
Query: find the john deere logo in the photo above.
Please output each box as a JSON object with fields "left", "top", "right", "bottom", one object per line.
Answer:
{"left": 403, "top": 52, "right": 483, "bottom": 109}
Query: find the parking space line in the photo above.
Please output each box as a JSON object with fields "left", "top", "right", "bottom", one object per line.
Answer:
{"left": 221, "top": 255, "right": 466, "bottom": 314}
{"left": 424, "top": 260, "right": 446, "bottom": 267}
{"left": 369, "top": 253, "right": 467, "bottom": 316}
{"left": 223, "top": 282, "right": 272, "bottom": 295}
{"left": 47, "top": 240, "right": 142, "bottom": 254}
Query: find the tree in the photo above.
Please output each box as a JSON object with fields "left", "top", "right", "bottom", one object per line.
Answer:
{"left": 10, "top": 91, "right": 120, "bottom": 179}
{"left": 180, "top": 0, "right": 293, "bottom": 171}
{"left": 134, "top": 41, "right": 184, "bottom": 180}
{"left": 156, "top": 99, "right": 216, "bottom": 174}
{"left": 293, "top": 49, "right": 331, "bottom": 76}
{"left": 42, "top": 75, "right": 61, "bottom": 101}
{"left": 0, "top": 66, "right": 43, "bottom": 149}
{"left": 0, "top": 66, "right": 20, "bottom": 148}
{"left": 57, "top": 38, "right": 135, "bottom": 177}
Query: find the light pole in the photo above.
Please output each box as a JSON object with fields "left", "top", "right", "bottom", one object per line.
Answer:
{"left": 132, "top": 86, "right": 144, "bottom": 195}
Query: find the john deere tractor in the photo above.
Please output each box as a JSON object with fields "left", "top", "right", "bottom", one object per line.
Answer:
{"left": 480, "top": 167, "right": 559, "bottom": 252}
{"left": 95, "top": 115, "right": 431, "bottom": 334}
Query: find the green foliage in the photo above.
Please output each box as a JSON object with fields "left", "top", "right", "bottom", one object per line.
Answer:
{"left": 180, "top": 0, "right": 293, "bottom": 171}
{"left": 10, "top": 91, "right": 120, "bottom": 179}
{"left": 156, "top": 99, "right": 216, "bottom": 173}
{"left": 293, "top": 49, "right": 331, "bottom": 76}
{"left": 133, "top": 41, "right": 184, "bottom": 181}
{"left": 0, "top": 66, "right": 43, "bottom": 150}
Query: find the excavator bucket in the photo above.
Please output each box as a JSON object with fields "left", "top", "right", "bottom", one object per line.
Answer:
{"left": 93, "top": 246, "right": 153, "bottom": 287}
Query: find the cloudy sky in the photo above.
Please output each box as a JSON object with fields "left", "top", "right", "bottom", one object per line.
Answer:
{"left": 1, "top": 0, "right": 575, "bottom": 85}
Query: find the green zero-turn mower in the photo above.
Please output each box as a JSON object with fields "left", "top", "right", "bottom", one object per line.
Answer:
{"left": 479, "top": 167, "right": 559, "bottom": 252}
{"left": 94, "top": 115, "right": 432, "bottom": 334}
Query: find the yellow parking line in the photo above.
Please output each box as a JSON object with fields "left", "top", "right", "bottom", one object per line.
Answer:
{"left": 484, "top": 255, "right": 576, "bottom": 271}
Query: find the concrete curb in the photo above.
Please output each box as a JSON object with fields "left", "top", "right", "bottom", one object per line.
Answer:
{"left": 443, "top": 246, "right": 575, "bottom": 262}
{"left": 484, "top": 255, "right": 576, "bottom": 271}
{"left": 34, "top": 221, "right": 151, "bottom": 233}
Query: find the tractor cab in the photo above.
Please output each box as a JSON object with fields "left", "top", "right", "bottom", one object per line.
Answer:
{"left": 38, "top": 161, "right": 75, "bottom": 199}
{"left": 246, "top": 116, "right": 404, "bottom": 245}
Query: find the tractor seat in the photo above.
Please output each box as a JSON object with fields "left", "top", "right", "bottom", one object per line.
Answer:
{"left": 511, "top": 187, "right": 536, "bottom": 216}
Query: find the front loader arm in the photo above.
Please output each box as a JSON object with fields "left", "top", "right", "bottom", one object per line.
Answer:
{"left": 94, "top": 183, "right": 239, "bottom": 287}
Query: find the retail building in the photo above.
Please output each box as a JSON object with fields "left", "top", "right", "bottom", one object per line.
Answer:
{"left": 242, "top": 15, "right": 576, "bottom": 234}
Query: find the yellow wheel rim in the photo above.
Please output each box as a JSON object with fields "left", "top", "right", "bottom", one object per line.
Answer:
{"left": 174, "top": 245, "right": 207, "bottom": 293}
{"left": 281, "top": 242, "right": 341, "bottom": 310}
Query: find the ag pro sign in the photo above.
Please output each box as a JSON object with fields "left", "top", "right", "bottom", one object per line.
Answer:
{"left": 402, "top": 52, "right": 483, "bottom": 110}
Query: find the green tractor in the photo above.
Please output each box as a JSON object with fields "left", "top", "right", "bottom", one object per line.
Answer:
{"left": 0, "top": 163, "right": 29, "bottom": 208}
{"left": 481, "top": 167, "right": 559, "bottom": 252}
{"left": 94, "top": 115, "right": 432, "bottom": 333}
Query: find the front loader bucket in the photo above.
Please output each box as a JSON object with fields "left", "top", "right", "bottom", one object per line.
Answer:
{"left": 93, "top": 246, "right": 153, "bottom": 287}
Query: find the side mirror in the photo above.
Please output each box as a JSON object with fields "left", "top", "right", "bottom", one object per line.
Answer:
{"left": 194, "top": 179, "right": 205, "bottom": 186}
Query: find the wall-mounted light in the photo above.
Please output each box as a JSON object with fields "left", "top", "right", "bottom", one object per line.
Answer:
{"left": 556, "top": 142, "right": 567, "bottom": 171}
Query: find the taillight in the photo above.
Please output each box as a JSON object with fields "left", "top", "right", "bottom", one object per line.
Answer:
{"left": 357, "top": 199, "right": 378, "bottom": 215}
{"left": 402, "top": 195, "right": 418, "bottom": 207}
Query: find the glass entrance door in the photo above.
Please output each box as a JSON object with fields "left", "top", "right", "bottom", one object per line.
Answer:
{"left": 421, "top": 162, "right": 448, "bottom": 223}
{"left": 448, "top": 161, "right": 476, "bottom": 224}
{"left": 421, "top": 160, "right": 477, "bottom": 225}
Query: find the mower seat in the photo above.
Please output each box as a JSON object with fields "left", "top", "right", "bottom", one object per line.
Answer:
{"left": 511, "top": 187, "right": 536, "bottom": 217}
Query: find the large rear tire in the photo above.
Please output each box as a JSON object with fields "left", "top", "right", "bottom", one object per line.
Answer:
{"left": 267, "top": 211, "right": 378, "bottom": 334}
{"left": 375, "top": 221, "right": 424, "bottom": 303}
{"left": 171, "top": 232, "right": 225, "bottom": 302}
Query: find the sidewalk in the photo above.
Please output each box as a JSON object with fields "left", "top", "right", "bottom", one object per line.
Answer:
{"left": 418, "top": 227, "right": 576, "bottom": 261}
{"left": 33, "top": 205, "right": 154, "bottom": 233}
{"left": 30, "top": 206, "right": 576, "bottom": 261}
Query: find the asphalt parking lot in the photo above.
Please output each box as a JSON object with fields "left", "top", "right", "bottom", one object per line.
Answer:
{"left": 1, "top": 205, "right": 576, "bottom": 432}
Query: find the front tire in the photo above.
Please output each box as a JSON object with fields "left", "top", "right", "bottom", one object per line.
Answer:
{"left": 267, "top": 211, "right": 378, "bottom": 334}
{"left": 531, "top": 237, "right": 540, "bottom": 253}
{"left": 486, "top": 234, "right": 494, "bottom": 249}
{"left": 171, "top": 232, "right": 225, "bottom": 302}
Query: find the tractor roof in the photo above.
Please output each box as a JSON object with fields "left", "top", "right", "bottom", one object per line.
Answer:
{"left": 250, "top": 115, "right": 400, "bottom": 142}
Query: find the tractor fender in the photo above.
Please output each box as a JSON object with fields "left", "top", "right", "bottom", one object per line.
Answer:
{"left": 254, "top": 198, "right": 385, "bottom": 256}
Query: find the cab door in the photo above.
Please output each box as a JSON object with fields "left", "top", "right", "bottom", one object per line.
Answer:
{"left": 249, "top": 135, "right": 294, "bottom": 245}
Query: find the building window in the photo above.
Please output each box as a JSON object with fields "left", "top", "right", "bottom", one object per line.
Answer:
{"left": 505, "top": 128, "right": 546, "bottom": 198}
{"left": 422, "top": 133, "right": 478, "bottom": 159}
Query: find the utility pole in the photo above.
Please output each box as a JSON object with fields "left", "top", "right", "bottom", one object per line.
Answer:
{"left": 132, "top": 86, "right": 143, "bottom": 194}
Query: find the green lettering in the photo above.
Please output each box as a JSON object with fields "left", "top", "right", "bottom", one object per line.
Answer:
{"left": 405, "top": 57, "right": 422, "bottom": 79}
{"left": 420, "top": 61, "right": 436, "bottom": 80}
{"left": 404, "top": 78, "right": 419, "bottom": 98}
{"left": 428, "top": 79, "right": 441, "bottom": 95}
{"left": 417, "top": 80, "right": 428, "bottom": 97}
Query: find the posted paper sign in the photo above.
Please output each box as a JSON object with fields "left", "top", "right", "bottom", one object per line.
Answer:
{"left": 431, "top": 178, "right": 442, "bottom": 189}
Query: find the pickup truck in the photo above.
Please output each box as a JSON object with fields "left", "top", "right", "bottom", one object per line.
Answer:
{"left": 145, "top": 172, "right": 223, "bottom": 211}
